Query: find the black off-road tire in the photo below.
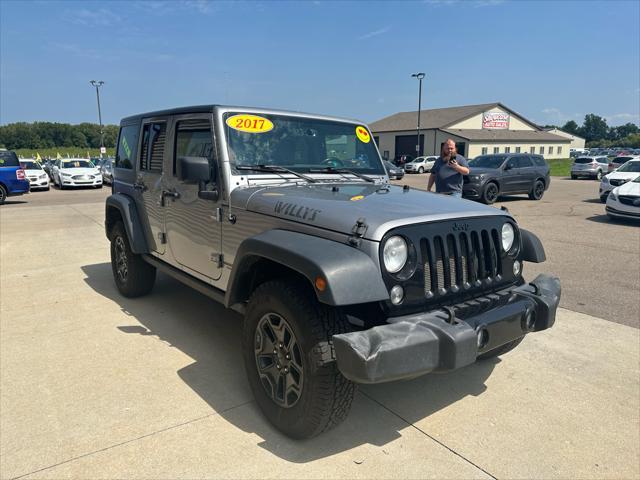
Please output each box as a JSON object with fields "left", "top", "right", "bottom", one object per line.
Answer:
{"left": 481, "top": 182, "right": 499, "bottom": 204}
{"left": 243, "top": 280, "right": 355, "bottom": 439}
{"left": 477, "top": 336, "right": 525, "bottom": 360}
{"left": 0, "top": 185, "right": 7, "bottom": 204}
{"left": 528, "top": 180, "right": 545, "bottom": 200}
{"left": 109, "top": 221, "right": 156, "bottom": 297}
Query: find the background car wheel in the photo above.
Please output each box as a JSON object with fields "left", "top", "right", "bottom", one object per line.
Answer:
{"left": 0, "top": 185, "right": 7, "bottom": 204}
{"left": 418, "top": 167, "right": 424, "bottom": 174}
{"left": 595, "top": 170, "right": 602, "bottom": 180}
{"left": 243, "top": 280, "right": 355, "bottom": 439}
{"left": 528, "top": 180, "right": 545, "bottom": 200}
{"left": 110, "top": 221, "right": 156, "bottom": 297}
{"left": 481, "top": 182, "right": 499, "bottom": 204}
{"left": 477, "top": 337, "right": 524, "bottom": 360}
{"left": 571, "top": 174, "right": 577, "bottom": 180}
{"left": 600, "top": 194, "right": 608, "bottom": 203}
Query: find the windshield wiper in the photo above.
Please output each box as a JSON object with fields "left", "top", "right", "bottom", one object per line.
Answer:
{"left": 236, "top": 164, "right": 317, "bottom": 183}
{"left": 307, "top": 167, "right": 375, "bottom": 183}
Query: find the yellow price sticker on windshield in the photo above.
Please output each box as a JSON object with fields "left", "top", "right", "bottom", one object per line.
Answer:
{"left": 356, "top": 126, "right": 371, "bottom": 143}
{"left": 350, "top": 195, "right": 365, "bottom": 201}
{"left": 226, "top": 114, "right": 274, "bottom": 133}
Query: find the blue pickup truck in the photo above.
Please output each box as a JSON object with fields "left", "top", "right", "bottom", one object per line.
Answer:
{"left": 0, "top": 150, "right": 30, "bottom": 204}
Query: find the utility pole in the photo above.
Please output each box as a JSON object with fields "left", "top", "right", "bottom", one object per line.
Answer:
{"left": 89, "top": 80, "right": 105, "bottom": 157}
{"left": 411, "top": 73, "right": 425, "bottom": 156}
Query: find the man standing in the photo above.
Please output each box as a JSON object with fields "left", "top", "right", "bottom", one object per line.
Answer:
{"left": 427, "top": 139, "right": 470, "bottom": 197}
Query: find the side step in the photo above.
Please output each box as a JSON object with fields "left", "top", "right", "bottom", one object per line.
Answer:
{"left": 142, "top": 254, "right": 245, "bottom": 314}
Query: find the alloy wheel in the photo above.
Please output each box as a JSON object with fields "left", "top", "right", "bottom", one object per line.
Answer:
{"left": 114, "top": 236, "right": 128, "bottom": 282}
{"left": 254, "top": 312, "right": 304, "bottom": 408}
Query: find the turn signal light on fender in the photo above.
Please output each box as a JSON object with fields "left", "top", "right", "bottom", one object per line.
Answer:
{"left": 315, "top": 276, "right": 327, "bottom": 292}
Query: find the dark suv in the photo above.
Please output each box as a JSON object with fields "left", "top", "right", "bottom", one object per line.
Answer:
{"left": 0, "top": 150, "right": 30, "bottom": 204}
{"left": 463, "top": 153, "right": 550, "bottom": 204}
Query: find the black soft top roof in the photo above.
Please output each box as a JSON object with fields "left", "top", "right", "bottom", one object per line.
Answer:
{"left": 120, "top": 105, "right": 218, "bottom": 125}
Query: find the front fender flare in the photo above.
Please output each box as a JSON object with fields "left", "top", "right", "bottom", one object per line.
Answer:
{"left": 521, "top": 228, "right": 546, "bottom": 263}
{"left": 225, "top": 230, "right": 389, "bottom": 307}
{"left": 105, "top": 193, "right": 149, "bottom": 254}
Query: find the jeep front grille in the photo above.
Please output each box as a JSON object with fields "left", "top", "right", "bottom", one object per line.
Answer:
{"left": 421, "top": 229, "right": 502, "bottom": 297}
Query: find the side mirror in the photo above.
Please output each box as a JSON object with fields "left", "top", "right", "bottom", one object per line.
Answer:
{"left": 178, "top": 156, "right": 212, "bottom": 183}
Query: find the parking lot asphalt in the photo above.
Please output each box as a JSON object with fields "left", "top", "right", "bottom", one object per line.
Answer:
{"left": 1, "top": 192, "right": 639, "bottom": 479}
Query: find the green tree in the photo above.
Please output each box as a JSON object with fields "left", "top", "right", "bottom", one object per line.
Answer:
{"left": 561, "top": 120, "right": 579, "bottom": 135}
{"left": 579, "top": 114, "right": 608, "bottom": 142}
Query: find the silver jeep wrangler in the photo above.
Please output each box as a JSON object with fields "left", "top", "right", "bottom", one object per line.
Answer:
{"left": 105, "top": 105, "right": 561, "bottom": 439}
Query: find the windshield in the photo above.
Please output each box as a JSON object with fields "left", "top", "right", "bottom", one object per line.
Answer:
{"left": 62, "top": 160, "right": 93, "bottom": 169}
{"left": 617, "top": 161, "right": 640, "bottom": 173}
{"left": 614, "top": 156, "right": 633, "bottom": 163}
{"left": 224, "top": 113, "right": 385, "bottom": 176}
{"left": 469, "top": 155, "right": 507, "bottom": 168}
{"left": 20, "top": 161, "right": 42, "bottom": 170}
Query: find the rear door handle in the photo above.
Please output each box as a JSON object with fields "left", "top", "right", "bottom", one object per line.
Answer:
{"left": 133, "top": 182, "right": 146, "bottom": 191}
{"left": 161, "top": 189, "right": 180, "bottom": 206}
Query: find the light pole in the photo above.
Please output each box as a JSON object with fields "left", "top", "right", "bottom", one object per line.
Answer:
{"left": 89, "top": 80, "right": 105, "bottom": 157}
{"left": 411, "top": 72, "right": 425, "bottom": 156}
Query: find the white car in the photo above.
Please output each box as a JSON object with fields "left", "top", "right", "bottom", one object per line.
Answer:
{"left": 404, "top": 155, "right": 437, "bottom": 174}
{"left": 605, "top": 176, "right": 640, "bottom": 221}
{"left": 53, "top": 158, "right": 102, "bottom": 189}
{"left": 19, "top": 159, "right": 50, "bottom": 190}
{"left": 599, "top": 160, "right": 640, "bottom": 202}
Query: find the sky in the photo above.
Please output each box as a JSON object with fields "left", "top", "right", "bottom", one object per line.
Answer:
{"left": 1, "top": 0, "right": 639, "bottom": 128}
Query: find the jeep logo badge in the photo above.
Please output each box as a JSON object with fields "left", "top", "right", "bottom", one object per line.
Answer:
{"left": 452, "top": 222, "right": 469, "bottom": 232}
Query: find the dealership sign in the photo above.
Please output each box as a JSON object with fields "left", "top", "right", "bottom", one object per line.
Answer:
{"left": 482, "top": 112, "right": 510, "bottom": 129}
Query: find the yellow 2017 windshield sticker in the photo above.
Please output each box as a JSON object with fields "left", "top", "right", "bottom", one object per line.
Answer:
{"left": 356, "top": 126, "right": 370, "bottom": 143}
{"left": 226, "top": 114, "right": 274, "bottom": 133}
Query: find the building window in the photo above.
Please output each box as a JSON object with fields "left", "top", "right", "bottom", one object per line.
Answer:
{"left": 557, "top": 146, "right": 562, "bottom": 155}
{"left": 515, "top": 146, "right": 521, "bottom": 153}
{"left": 493, "top": 147, "right": 499, "bottom": 154}
{"left": 383, "top": 150, "right": 389, "bottom": 160}
{"left": 505, "top": 147, "right": 511, "bottom": 153}
{"left": 530, "top": 146, "right": 535, "bottom": 153}
{"left": 539, "top": 146, "right": 544, "bottom": 154}
{"left": 481, "top": 147, "right": 488, "bottom": 155}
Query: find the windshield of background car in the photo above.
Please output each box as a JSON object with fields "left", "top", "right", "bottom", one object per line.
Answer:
{"left": 617, "top": 161, "right": 640, "bottom": 172}
{"left": 470, "top": 155, "right": 506, "bottom": 168}
{"left": 615, "top": 157, "right": 633, "bottom": 163}
{"left": 224, "top": 113, "right": 384, "bottom": 175}
{"left": 62, "top": 160, "right": 93, "bottom": 169}
{"left": 20, "top": 161, "right": 42, "bottom": 170}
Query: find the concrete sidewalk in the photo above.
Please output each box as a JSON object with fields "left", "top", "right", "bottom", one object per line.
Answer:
{"left": 1, "top": 201, "right": 639, "bottom": 479}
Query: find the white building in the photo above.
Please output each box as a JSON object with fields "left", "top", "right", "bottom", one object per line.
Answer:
{"left": 370, "top": 102, "right": 571, "bottom": 160}
{"left": 543, "top": 128, "right": 586, "bottom": 150}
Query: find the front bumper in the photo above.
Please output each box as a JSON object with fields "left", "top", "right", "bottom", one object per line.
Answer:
{"left": 462, "top": 183, "right": 482, "bottom": 198}
{"left": 61, "top": 177, "right": 102, "bottom": 187}
{"left": 333, "top": 273, "right": 561, "bottom": 383}
{"left": 606, "top": 205, "right": 640, "bottom": 219}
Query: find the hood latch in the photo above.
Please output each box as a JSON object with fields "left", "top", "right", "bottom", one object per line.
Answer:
{"left": 348, "top": 217, "right": 368, "bottom": 247}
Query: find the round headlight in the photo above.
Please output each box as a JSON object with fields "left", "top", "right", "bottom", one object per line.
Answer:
{"left": 383, "top": 236, "right": 408, "bottom": 274}
{"left": 501, "top": 223, "right": 515, "bottom": 252}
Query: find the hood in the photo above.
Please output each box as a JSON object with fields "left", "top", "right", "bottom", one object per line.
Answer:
{"left": 606, "top": 169, "right": 640, "bottom": 181}
{"left": 614, "top": 179, "right": 640, "bottom": 196}
{"left": 59, "top": 167, "right": 100, "bottom": 175}
{"left": 231, "top": 182, "right": 509, "bottom": 241}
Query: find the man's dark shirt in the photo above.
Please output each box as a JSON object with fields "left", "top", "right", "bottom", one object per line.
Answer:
{"left": 431, "top": 154, "right": 469, "bottom": 193}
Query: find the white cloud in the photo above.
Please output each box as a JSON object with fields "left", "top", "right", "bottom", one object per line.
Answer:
{"left": 605, "top": 113, "right": 640, "bottom": 125}
{"left": 63, "top": 8, "right": 122, "bottom": 27}
{"left": 358, "top": 26, "right": 391, "bottom": 40}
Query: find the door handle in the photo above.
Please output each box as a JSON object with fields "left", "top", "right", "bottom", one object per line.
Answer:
{"left": 133, "top": 182, "right": 146, "bottom": 192}
{"left": 161, "top": 190, "right": 180, "bottom": 206}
